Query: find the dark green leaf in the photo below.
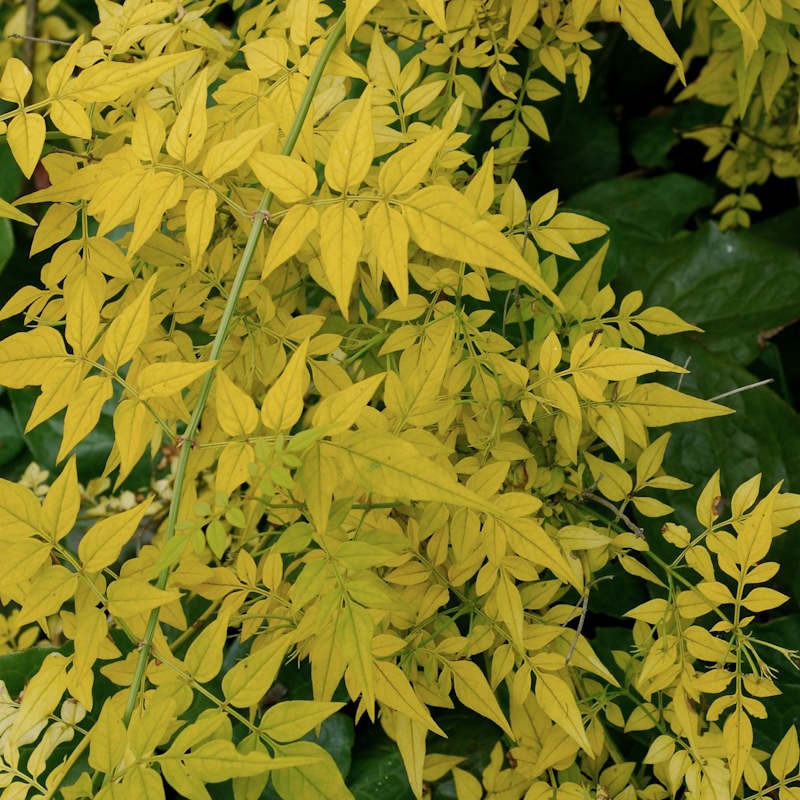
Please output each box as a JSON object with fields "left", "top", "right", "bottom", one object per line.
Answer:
{"left": 0, "top": 406, "right": 25, "bottom": 467}
{"left": 568, "top": 174, "right": 713, "bottom": 239}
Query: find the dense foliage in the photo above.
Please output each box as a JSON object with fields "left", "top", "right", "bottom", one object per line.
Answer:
{"left": 0, "top": 0, "right": 800, "bottom": 798}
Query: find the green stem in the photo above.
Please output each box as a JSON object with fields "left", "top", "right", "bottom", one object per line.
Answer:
{"left": 119, "top": 12, "right": 347, "bottom": 730}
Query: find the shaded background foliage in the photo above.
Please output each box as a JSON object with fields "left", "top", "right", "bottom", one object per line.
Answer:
{"left": 0, "top": 0, "right": 799, "bottom": 795}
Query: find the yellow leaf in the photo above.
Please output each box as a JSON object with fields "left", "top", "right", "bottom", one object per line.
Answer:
{"left": 67, "top": 52, "right": 196, "bottom": 103}
{"left": 70, "top": 606, "right": 109, "bottom": 709}
{"left": 42, "top": 455, "right": 80, "bottom": 542}
{"left": 106, "top": 578, "right": 180, "bottom": 618}
{"left": 0, "top": 326, "right": 67, "bottom": 388}
{"left": 129, "top": 171, "right": 183, "bottom": 256}
{"left": 635, "top": 306, "right": 701, "bottom": 335}
{"left": 0, "top": 479, "right": 42, "bottom": 541}
{"left": 319, "top": 203, "right": 363, "bottom": 315}
{"left": 261, "top": 339, "right": 309, "bottom": 431}
{"left": 0, "top": 197, "right": 35, "bottom": 225}
{"left": 0, "top": 58, "right": 32, "bottom": 105}
{"left": 450, "top": 660, "right": 512, "bottom": 736}
{"left": 58, "top": 376, "right": 113, "bottom": 461}
{"left": 736, "top": 488, "right": 777, "bottom": 569}
{"left": 89, "top": 700, "right": 127, "bottom": 775}
{"left": 509, "top": 0, "right": 539, "bottom": 41}
{"left": 222, "top": 635, "right": 291, "bottom": 707}
{"left": 184, "top": 609, "right": 233, "bottom": 684}
{"left": 416, "top": 0, "right": 448, "bottom": 30}
{"left": 131, "top": 101, "right": 166, "bottom": 164}
{"left": 8, "top": 654, "right": 68, "bottom": 747}
{"left": 202, "top": 125, "right": 272, "bottom": 183}
{"left": 377, "top": 129, "right": 448, "bottom": 196}
{"left": 403, "top": 79, "right": 446, "bottom": 116}
{"left": 216, "top": 441, "right": 256, "bottom": 496}
{"left": 366, "top": 202, "right": 409, "bottom": 302}
{"left": 724, "top": 706, "right": 752, "bottom": 794}
{"left": 345, "top": 0, "right": 379, "bottom": 40}
{"left": 7, "top": 112, "right": 46, "bottom": 178}
{"left": 215, "top": 369, "right": 259, "bottom": 436}
{"left": 536, "top": 672, "right": 594, "bottom": 754}
{"left": 165, "top": 68, "right": 208, "bottom": 165}
{"left": 181, "top": 739, "right": 273, "bottom": 782}
{"left": 263, "top": 204, "right": 318, "bottom": 279}
{"left": 494, "top": 573, "right": 525, "bottom": 649}
{"left": 452, "top": 767, "right": 482, "bottom": 800}
{"left": 771, "top": 726, "right": 799, "bottom": 781}
{"left": 63, "top": 271, "right": 101, "bottom": 354}
{"left": 312, "top": 373, "right": 385, "bottom": 434}
{"left": 696, "top": 470, "right": 722, "bottom": 528}
{"left": 244, "top": 38, "right": 289, "bottom": 77}
{"left": 49, "top": 99, "right": 92, "bottom": 139}
{"left": 261, "top": 701, "right": 344, "bottom": 743}
{"left": 137, "top": 360, "right": 215, "bottom": 400}
{"left": 250, "top": 153, "right": 317, "bottom": 204}
{"left": 325, "top": 86, "right": 374, "bottom": 193}
{"left": 17, "top": 565, "right": 77, "bottom": 625}
{"left": 619, "top": 0, "right": 685, "bottom": 82}
{"left": 185, "top": 187, "right": 217, "bottom": 269}
{"left": 624, "top": 383, "right": 733, "bottom": 426}
{"left": 741, "top": 587, "right": 788, "bottom": 612}
{"left": 337, "top": 601, "right": 375, "bottom": 715}
{"left": 375, "top": 661, "right": 444, "bottom": 735}
{"left": 113, "top": 399, "right": 154, "bottom": 483}
{"left": 270, "top": 740, "right": 351, "bottom": 799}
{"left": 78, "top": 499, "right": 151, "bottom": 573}
{"left": 581, "top": 348, "right": 685, "bottom": 380}
{"left": 394, "top": 715, "right": 426, "bottom": 799}
{"left": 402, "top": 185, "right": 560, "bottom": 306}
{"left": 103, "top": 275, "right": 157, "bottom": 370}
{"left": 584, "top": 452, "right": 633, "bottom": 502}
{"left": 545, "top": 212, "right": 608, "bottom": 244}
{"left": 32, "top": 202, "right": 79, "bottom": 256}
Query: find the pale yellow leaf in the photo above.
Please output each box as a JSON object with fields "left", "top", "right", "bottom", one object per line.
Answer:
{"left": 49, "top": 99, "right": 92, "bottom": 139}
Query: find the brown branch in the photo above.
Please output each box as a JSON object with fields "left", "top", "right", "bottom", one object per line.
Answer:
{"left": 580, "top": 490, "right": 645, "bottom": 539}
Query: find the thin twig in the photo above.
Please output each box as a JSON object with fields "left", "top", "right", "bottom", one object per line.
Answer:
{"left": 580, "top": 490, "right": 645, "bottom": 539}
{"left": 8, "top": 32, "right": 73, "bottom": 47}
{"left": 565, "top": 588, "right": 589, "bottom": 663}
{"left": 708, "top": 378, "right": 772, "bottom": 402}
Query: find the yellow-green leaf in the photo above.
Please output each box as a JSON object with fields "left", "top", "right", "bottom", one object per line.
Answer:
{"left": 89, "top": 700, "right": 127, "bottom": 775}
{"left": 312, "top": 373, "right": 385, "bottom": 434}
{"left": 58, "top": 376, "right": 113, "bottom": 461}
{"left": 185, "top": 188, "right": 217, "bottom": 269}
{"left": 184, "top": 609, "right": 232, "bottom": 684}
{"left": 724, "top": 706, "right": 752, "bottom": 794}
{"left": 581, "top": 348, "right": 686, "bottom": 380}
{"left": 202, "top": 125, "right": 272, "bottom": 182}
{"left": 770, "top": 726, "right": 799, "bottom": 781}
